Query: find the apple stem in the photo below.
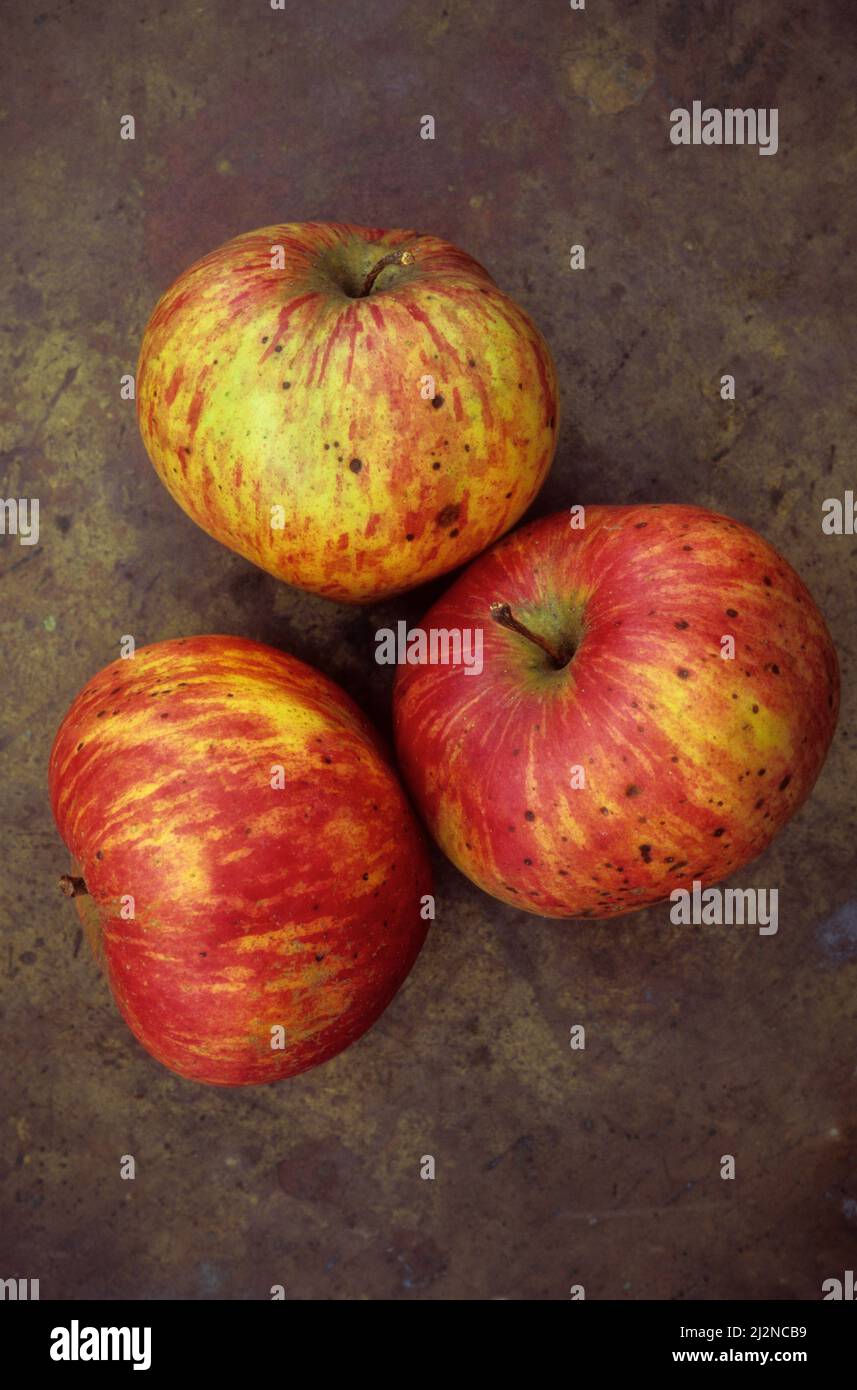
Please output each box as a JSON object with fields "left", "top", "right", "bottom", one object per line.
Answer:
{"left": 359, "top": 248, "right": 415, "bottom": 297}
{"left": 58, "top": 874, "right": 88, "bottom": 898}
{"left": 489, "top": 602, "right": 570, "bottom": 668}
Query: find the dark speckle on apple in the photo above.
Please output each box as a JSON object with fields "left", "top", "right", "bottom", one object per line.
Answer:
{"left": 436, "top": 503, "right": 461, "bottom": 527}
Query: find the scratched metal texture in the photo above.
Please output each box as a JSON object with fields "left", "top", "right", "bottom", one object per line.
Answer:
{"left": 1, "top": 0, "right": 855, "bottom": 1300}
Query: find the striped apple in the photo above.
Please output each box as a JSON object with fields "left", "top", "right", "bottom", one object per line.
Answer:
{"left": 392, "top": 505, "right": 839, "bottom": 919}
{"left": 49, "top": 636, "right": 431, "bottom": 1084}
{"left": 136, "top": 221, "right": 558, "bottom": 603}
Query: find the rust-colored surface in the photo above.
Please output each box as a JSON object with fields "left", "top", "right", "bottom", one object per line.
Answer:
{"left": 1, "top": 0, "right": 855, "bottom": 1300}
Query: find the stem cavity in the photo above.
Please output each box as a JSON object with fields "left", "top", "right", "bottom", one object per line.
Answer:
{"left": 58, "top": 874, "right": 88, "bottom": 898}
{"left": 359, "top": 248, "right": 415, "bottom": 297}
{"left": 489, "top": 602, "right": 572, "bottom": 669}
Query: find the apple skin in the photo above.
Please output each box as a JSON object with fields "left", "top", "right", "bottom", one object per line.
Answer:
{"left": 49, "top": 636, "right": 431, "bottom": 1084}
{"left": 392, "top": 504, "right": 839, "bottom": 920}
{"left": 136, "top": 222, "right": 558, "bottom": 603}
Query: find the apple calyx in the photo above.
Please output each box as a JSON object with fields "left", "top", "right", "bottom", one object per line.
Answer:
{"left": 359, "top": 248, "right": 415, "bottom": 297}
{"left": 489, "top": 602, "right": 573, "bottom": 669}
{"left": 58, "top": 874, "right": 88, "bottom": 898}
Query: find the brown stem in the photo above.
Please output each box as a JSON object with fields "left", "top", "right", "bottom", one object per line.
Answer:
{"left": 489, "top": 602, "right": 570, "bottom": 668}
{"left": 58, "top": 874, "right": 88, "bottom": 898}
{"left": 359, "top": 248, "right": 415, "bottom": 297}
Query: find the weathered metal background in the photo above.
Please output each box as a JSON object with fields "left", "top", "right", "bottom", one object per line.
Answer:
{"left": 1, "top": 0, "right": 855, "bottom": 1299}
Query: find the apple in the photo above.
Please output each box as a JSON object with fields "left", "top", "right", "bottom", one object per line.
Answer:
{"left": 49, "top": 635, "right": 432, "bottom": 1084}
{"left": 392, "top": 504, "right": 839, "bottom": 919}
{"left": 136, "top": 221, "right": 558, "bottom": 603}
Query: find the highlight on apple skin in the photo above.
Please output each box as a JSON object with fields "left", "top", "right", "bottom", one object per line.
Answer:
{"left": 49, "top": 636, "right": 432, "bottom": 1085}
{"left": 136, "top": 221, "right": 559, "bottom": 604}
{"left": 392, "top": 504, "right": 839, "bottom": 920}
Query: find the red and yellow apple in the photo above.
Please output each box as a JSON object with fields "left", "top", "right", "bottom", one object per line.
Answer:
{"left": 49, "top": 636, "right": 431, "bottom": 1084}
{"left": 393, "top": 504, "right": 839, "bottom": 919}
{"left": 136, "top": 221, "right": 558, "bottom": 603}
